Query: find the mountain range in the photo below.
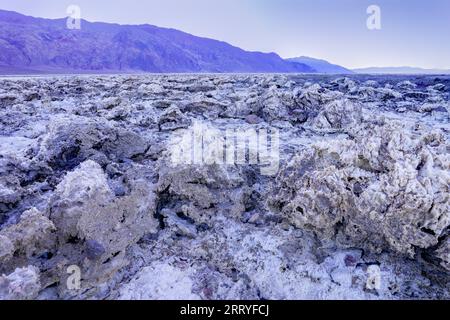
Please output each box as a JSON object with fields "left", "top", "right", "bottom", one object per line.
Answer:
{"left": 0, "top": 9, "right": 447, "bottom": 75}
{"left": 286, "top": 56, "right": 353, "bottom": 74}
{"left": 353, "top": 66, "right": 450, "bottom": 75}
{"left": 0, "top": 10, "right": 315, "bottom": 74}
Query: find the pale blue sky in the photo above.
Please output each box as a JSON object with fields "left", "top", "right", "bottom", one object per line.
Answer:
{"left": 0, "top": 0, "right": 449, "bottom": 69}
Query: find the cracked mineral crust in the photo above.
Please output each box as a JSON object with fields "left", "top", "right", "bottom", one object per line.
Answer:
{"left": 0, "top": 74, "right": 449, "bottom": 300}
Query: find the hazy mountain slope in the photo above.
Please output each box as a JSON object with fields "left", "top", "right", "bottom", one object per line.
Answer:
{"left": 353, "top": 66, "right": 450, "bottom": 74}
{"left": 0, "top": 10, "right": 315, "bottom": 74}
{"left": 286, "top": 56, "right": 352, "bottom": 74}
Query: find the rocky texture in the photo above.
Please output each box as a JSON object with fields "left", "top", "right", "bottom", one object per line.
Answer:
{"left": 0, "top": 74, "right": 449, "bottom": 300}
{"left": 271, "top": 120, "right": 449, "bottom": 257}
{"left": 0, "top": 266, "right": 41, "bottom": 300}
{"left": 119, "top": 262, "right": 202, "bottom": 300}
{"left": 0, "top": 208, "right": 55, "bottom": 260}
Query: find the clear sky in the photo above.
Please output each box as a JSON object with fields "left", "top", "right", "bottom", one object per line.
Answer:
{"left": 0, "top": 0, "right": 449, "bottom": 69}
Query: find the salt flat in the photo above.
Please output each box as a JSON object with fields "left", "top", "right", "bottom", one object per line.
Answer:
{"left": 0, "top": 74, "right": 449, "bottom": 299}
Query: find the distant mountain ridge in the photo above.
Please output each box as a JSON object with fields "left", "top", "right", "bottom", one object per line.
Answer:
{"left": 0, "top": 9, "right": 315, "bottom": 74}
{"left": 1, "top": 10, "right": 446, "bottom": 75}
{"left": 353, "top": 66, "right": 450, "bottom": 75}
{"left": 286, "top": 56, "right": 353, "bottom": 74}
